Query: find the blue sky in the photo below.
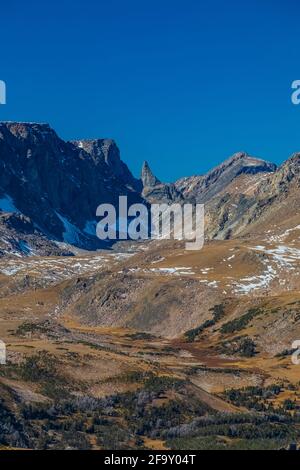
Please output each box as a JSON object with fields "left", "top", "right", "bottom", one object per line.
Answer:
{"left": 0, "top": 0, "right": 299, "bottom": 181}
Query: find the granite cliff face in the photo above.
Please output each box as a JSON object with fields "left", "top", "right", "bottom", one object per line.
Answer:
{"left": 0, "top": 122, "right": 143, "bottom": 255}
{"left": 72, "top": 138, "right": 142, "bottom": 193}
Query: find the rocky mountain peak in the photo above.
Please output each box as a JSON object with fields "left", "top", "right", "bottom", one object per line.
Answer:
{"left": 141, "top": 161, "right": 161, "bottom": 188}
{"left": 213, "top": 151, "right": 276, "bottom": 174}
{"left": 72, "top": 138, "right": 141, "bottom": 191}
{"left": 174, "top": 152, "right": 277, "bottom": 203}
{"left": 72, "top": 138, "right": 117, "bottom": 163}
{"left": 141, "top": 161, "right": 183, "bottom": 204}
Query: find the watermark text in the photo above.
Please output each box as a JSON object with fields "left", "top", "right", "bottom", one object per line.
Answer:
{"left": 96, "top": 196, "right": 205, "bottom": 250}
{"left": 0, "top": 340, "right": 6, "bottom": 365}
{"left": 291, "top": 80, "right": 300, "bottom": 105}
{"left": 0, "top": 80, "right": 6, "bottom": 105}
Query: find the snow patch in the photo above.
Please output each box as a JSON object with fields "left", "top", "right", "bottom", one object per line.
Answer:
{"left": 55, "top": 212, "right": 82, "bottom": 245}
{"left": 84, "top": 220, "right": 97, "bottom": 237}
{"left": 0, "top": 194, "right": 19, "bottom": 213}
{"left": 234, "top": 265, "right": 276, "bottom": 294}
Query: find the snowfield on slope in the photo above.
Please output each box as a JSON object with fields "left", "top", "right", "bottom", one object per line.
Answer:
{"left": 0, "top": 252, "right": 134, "bottom": 283}
{"left": 233, "top": 244, "right": 300, "bottom": 295}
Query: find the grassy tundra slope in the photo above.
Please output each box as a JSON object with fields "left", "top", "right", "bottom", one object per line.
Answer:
{"left": 1, "top": 234, "right": 300, "bottom": 450}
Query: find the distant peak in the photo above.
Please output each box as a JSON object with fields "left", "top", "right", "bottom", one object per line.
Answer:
{"left": 71, "top": 139, "right": 121, "bottom": 167}
{"left": 218, "top": 151, "right": 277, "bottom": 173}
{"left": 227, "top": 151, "right": 260, "bottom": 163}
{"left": 232, "top": 151, "right": 249, "bottom": 158}
{"left": 141, "top": 161, "right": 161, "bottom": 187}
{"left": 71, "top": 138, "right": 116, "bottom": 153}
{"left": 72, "top": 138, "right": 115, "bottom": 146}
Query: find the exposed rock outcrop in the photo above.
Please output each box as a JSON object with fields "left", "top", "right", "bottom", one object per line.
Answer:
{"left": 141, "top": 161, "right": 183, "bottom": 203}
{"left": 0, "top": 122, "right": 143, "bottom": 254}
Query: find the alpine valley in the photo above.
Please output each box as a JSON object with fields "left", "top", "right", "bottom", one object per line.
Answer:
{"left": 1, "top": 121, "right": 300, "bottom": 450}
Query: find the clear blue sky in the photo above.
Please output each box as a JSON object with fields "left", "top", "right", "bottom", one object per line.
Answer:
{"left": 0, "top": 0, "right": 299, "bottom": 181}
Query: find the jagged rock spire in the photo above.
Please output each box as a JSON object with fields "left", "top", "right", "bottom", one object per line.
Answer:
{"left": 141, "top": 161, "right": 161, "bottom": 188}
